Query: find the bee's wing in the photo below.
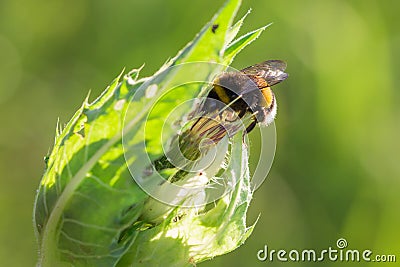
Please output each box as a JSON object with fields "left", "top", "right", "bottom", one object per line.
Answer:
{"left": 264, "top": 60, "right": 287, "bottom": 71}
{"left": 241, "top": 60, "right": 288, "bottom": 87}
{"left": 241, "top": 60, "right": 286, "bottom": 73}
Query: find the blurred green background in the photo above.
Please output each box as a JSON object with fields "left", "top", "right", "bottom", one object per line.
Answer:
{"left": 1, "top": 0, "right": 399, "bottom": 266}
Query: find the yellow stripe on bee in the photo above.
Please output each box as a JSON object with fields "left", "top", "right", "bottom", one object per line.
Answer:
{"left": 261, "top": 87, "right": 273, "bottom": 107}
{"left": 213, "top": 85, "right": 231, "bottom": 104}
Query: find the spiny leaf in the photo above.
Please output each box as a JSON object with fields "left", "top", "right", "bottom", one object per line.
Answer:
{"left": 224, "top": 24, "right": 272, "bottom": 65}
{"left": 225, "top": 8, "right": 252, "bottom": 49}
{"left": 33, "top": 0, "right": 269, "bottom": 266}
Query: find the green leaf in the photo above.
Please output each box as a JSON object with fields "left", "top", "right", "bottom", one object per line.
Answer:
{"left": 225, "top": 8, "right": 251, "bottom": 49}
{"left": 224, "top": 23, "right": 272, "bottom": 65}
{"left": 33, "top": 0, "right": 268, "bottom": 266}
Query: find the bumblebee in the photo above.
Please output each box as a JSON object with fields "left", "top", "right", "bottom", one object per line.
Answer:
{"left": 196, "top": 60, "right": 288, "bottom": 135}
{"left": 151, "top": 60, "right": 287, "bottom": 177}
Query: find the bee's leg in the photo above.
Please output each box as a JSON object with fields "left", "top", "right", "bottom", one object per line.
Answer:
{"left": 242, "top": 118, "right": 256, "bottom": 144}
{"left": 237, "top": 108, "right": 247, "bottom": 119}
{"left": 225, "top": 108, "right": 247, "bottom": 123}
{"left": 245, "top": 119, "right": 257, "bottom": 134}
